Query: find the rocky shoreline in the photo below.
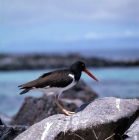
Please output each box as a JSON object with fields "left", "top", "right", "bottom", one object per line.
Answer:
{"left": 0, "top": 53, "right": 139, "bottom": 71}
{"left": 0, "top": 80, "right": 139, "bottom": 139}
{"left": 1, "top": 97, "right": 139, "bottom": 140}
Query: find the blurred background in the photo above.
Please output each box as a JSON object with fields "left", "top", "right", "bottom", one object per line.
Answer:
{"left": 0, "top": 0, "right": 139, "bottom": 117}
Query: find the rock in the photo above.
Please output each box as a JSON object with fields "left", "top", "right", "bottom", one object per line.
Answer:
{"left": 11, "top": 96, "right": 78, "bottom": 126}
{"left": 0, "top": 119, "right": 3, "bottom": 125}
{"left": 0, "top": 54, "right": 139, "bottom": 70}
{"left": 0, "top": 125, "right": 28, "bottom": 140}
{"left": 125, "top": 134, "right": 139, "bottom": 140}
{"left": 123, "top": 117, "right": 139, "bottom": 140}
{"left": 61, "top": 80, "right": 98, "bottom": 102}
{"left": 11, "top": 80, "right": 97, "bottom": 126}
{"left": 14, "top": 97, "right": 139, "bottom": 140}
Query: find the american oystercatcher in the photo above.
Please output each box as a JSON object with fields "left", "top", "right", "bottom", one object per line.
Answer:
{"left": 19, "top": 61, "right": 98, "bottom": 115}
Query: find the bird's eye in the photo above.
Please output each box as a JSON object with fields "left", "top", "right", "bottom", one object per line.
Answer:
{"left": 82, "top": 64, "right": 84, "bottom": 67}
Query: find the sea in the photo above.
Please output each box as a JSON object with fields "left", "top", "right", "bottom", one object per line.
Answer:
{"left": 0, "top": 49, "right": 139, "bottom": 117}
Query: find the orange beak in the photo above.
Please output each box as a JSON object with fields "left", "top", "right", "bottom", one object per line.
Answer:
{"left": 84, "top": 69, "right": 99, "bottom": 82}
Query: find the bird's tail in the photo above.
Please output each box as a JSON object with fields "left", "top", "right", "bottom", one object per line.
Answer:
{"left": 19, "top": 87, "right": 32, "bottom": 95}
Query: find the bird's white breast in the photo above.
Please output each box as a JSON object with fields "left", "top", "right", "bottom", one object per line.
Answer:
{"left": 61, "top": 73, "right": 76, "bottom": 91}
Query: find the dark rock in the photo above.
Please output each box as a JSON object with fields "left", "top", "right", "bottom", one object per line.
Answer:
{"left": 0, "top": 125, "right": 28, "bottom": 140}
{"left": 61, "top": 80, "right": 98, "bottom": 102}
{"left": 0, "top": 119, "right": 3, "bottom": 125}
{"left": 10, "top": 95, "right": 80, "bottom": 126}
{"left": 0, "top": 54, "right": 139, "bottom": 71}
{"left": 11, "top": 80, "right": 97, "bottom": 126}
{"left": 14, "top": 97, "right": 139, "bottom": 140}
{"left": 123, "top": 117, "right": 139, "bottom": 140}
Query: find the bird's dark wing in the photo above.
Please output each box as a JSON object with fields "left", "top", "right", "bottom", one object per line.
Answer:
{"left": 18, "top": 72, "right": 51, "bottom": 89}
{"left": 45, "top": 70, "right": 74, "bottom": 88}
{"left": 19, "top": 70, "right": 73, "bottom": 89}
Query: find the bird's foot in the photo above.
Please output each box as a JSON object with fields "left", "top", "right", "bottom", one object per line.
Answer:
{"left": 55, "top": 99, "right": 75, "bottom": 116}
{"left": 59, "top": 108, "right": 75, "bottom": 116}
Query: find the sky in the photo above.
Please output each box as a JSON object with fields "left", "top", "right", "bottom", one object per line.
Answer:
{"left": 0, "top": 0, "right": 139, "bottom": 54}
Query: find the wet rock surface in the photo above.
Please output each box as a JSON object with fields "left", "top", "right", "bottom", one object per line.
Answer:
{"left": 14, "top": 97, "right": 139, "bottom": 140}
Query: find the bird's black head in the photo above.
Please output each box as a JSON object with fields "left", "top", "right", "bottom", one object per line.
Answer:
{"left": 70, "top": 61, "right": 99, "bottom": 82}
{"left": 70, "top": 61, "right": 85, "bottom": 72}
{"left": 69, "top": 61, "right": 85, "bottom": 82}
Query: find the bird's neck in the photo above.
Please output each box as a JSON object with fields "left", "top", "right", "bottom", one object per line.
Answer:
{"left": 70, "top": 69, "right": 82, "bottom": 82}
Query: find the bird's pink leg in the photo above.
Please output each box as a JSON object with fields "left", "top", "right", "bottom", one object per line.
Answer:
{"left": 54, "top": 99, "right": 75, "bottom": 116}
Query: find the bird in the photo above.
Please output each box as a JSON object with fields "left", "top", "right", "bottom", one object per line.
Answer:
{"left": 18, "top": 61, "right": 98, "bottom": 115}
